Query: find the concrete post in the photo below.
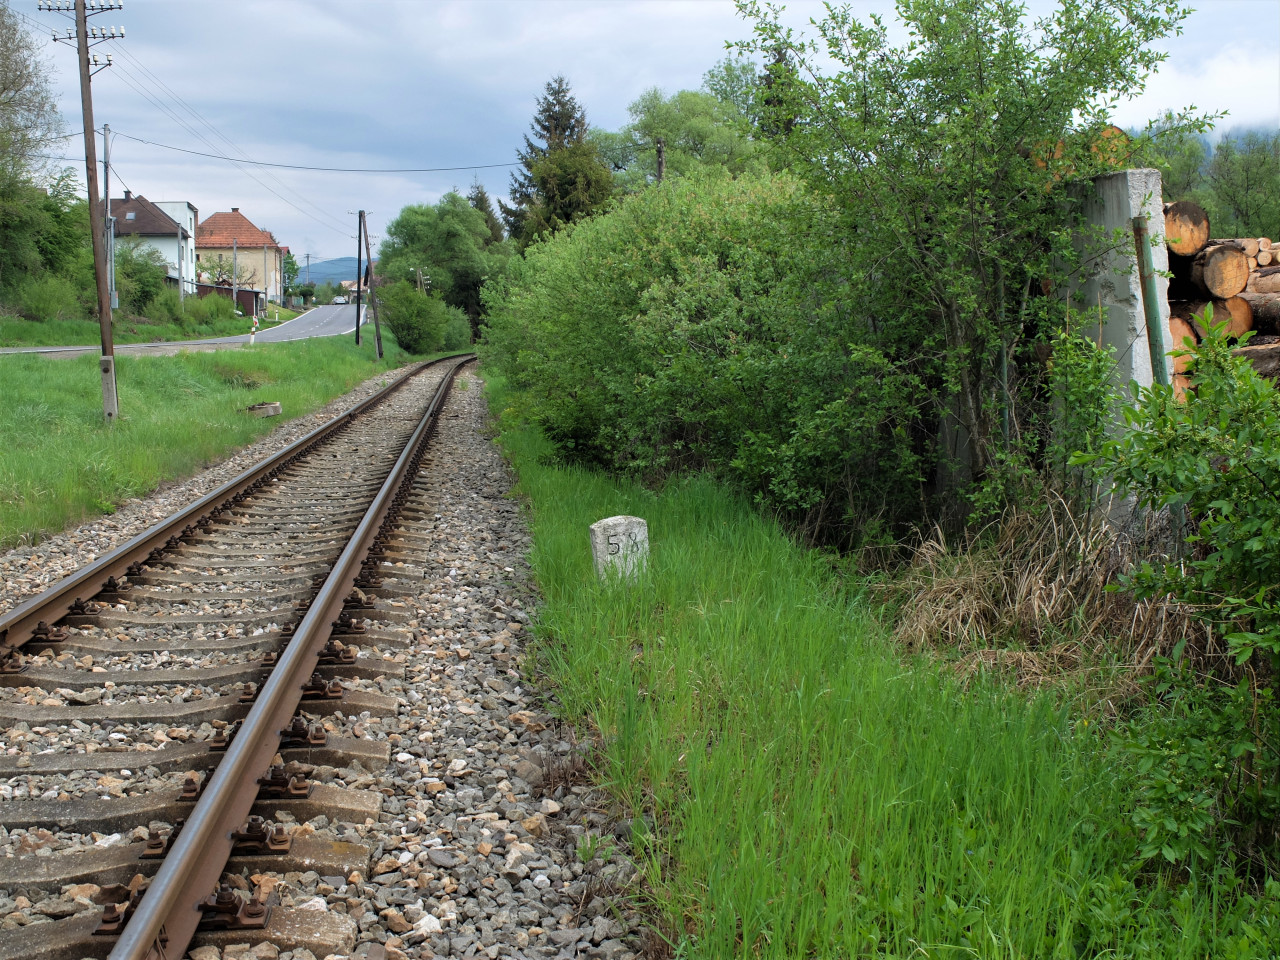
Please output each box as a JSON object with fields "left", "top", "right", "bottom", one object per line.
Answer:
{"left": 1067, "top": 168, "right": 1171, "bottom": 394}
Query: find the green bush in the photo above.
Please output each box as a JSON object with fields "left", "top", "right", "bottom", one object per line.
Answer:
{"left": 185, "top": 293, "right": 236, "bottom": 326}
{"left": 16, "top": 275, "right": 82, "bottom": 321}
{"left": 441, "top": 308, "right": 471, "bottom": 350}
{"left": 146, "top": 288, "right": 184, "bottom": 327}
{"left": 114, "top": 238, "right": 168, "bottom": 314}
{"left": 1091, "top": 312, "right": 1280, "bottom": 866}
{"left": 482, "top": 170, "right": 925, "bottom": 544}
{"left": 380, "top": 281, "right": 453, "bottom": 355}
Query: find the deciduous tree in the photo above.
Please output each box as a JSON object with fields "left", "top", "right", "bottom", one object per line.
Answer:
{"left": 377, "top": 192, "right": 513, "bottom": 338}
{"left": 0, "top": 1, "right": 61, "bottom": 188}
{"left": 736, "top": 0, "right": 1204, "bottom": 505}
{"left": 282, "top": 250, "right": 299, "bottom": 294}
{"left": 595, "top": 87, "right": 761, "bottom": 191}
{"left": 1206, "top": 130, "right": 1280, "bottom": 239}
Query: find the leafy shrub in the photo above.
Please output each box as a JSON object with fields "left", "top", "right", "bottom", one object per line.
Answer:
{"left": 147, "top": 288, "right": 184, "bottom": 327}
{"left": 482, "top": 170, "right": 926, "bottom": 545}
{"left": 1091, "top": 313, "right": 1280, "bottom": 866}
{"left": 380, "top": 281, "right": 454, "bottom": 355}
{"left": 17, "top": 275, "right": 81, "bottom": 321}
{"left": 441, "top": 308, "right": 471, "bottom": 350}
{"left": 114, "top": 238, "right": 169, "bottom": 314}
{"left": 185, "top": 293, "right": 236, "bottom": 326}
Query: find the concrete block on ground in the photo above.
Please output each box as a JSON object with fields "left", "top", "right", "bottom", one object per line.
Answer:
{"left": 589, "top": 516, "right": 649, "bottom": 581}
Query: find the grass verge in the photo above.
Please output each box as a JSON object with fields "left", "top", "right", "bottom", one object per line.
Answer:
{"left": 0, "top": 310, "right": 296, "bottom": 348}
{"left": 487, "top": 372, "right": 1280, "bottom": 958}
{"left": 0, "top": 336, "right": 414, "bottom": 547}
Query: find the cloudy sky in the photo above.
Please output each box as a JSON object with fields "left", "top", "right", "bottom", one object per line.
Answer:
{"left": 23, "top": 0, "right": 1280, "bottom": 267}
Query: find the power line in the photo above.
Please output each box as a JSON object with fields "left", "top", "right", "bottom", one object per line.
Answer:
{"left": 19, "top": 4, "right": 355, "bottom": 240}
{"left": 101, "top": 42, "right": 354, "bottom": 237}
{"left": 109, "top": 131, "right": 521, "bottom": 173}
{"left": 102, "top": 59, "right": 354, "bottom": 237}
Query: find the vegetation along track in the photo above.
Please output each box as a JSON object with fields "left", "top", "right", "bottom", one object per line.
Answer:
{"left": 0, "top": 354, "right": 475, "bottom": 960}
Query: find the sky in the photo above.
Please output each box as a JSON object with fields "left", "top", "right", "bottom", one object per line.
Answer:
{"left": 21, "top": 0, "right": 1280, "bottom": 269}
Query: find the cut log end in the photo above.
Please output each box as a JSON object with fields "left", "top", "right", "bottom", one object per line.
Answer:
{"left": 1191, "top": 244, "right": 1250, "bottom": 299}
{"left": 1164, "top": 200, "right": 1210, "bottom": 257}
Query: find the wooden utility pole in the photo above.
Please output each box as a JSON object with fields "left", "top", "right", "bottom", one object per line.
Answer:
{"left": 42, "top": 0, "right": 124, "bottom": 422}
{"left": 360, "top": 211, "right": 383, "bottom": 359}
{"left": 354, "top": 211, "right": 363, "bottom": 346}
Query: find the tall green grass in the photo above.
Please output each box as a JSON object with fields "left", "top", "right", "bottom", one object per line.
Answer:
{"left": 0, "top": 337, "right": 411, "bottom": 546}
{"left": 488, "top": 375, "right": 1280, "bottom": 958}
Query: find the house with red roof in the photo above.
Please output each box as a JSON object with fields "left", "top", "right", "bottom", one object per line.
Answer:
{"left": 195, "top": 207, "right": 284, "bottom": 304}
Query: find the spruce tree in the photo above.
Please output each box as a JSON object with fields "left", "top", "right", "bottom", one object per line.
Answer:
{"left": 467, "top": 178, "right": 505, "bottom": 246}
{"left": 501, "top": 76, "right": 610, "bottom": 246}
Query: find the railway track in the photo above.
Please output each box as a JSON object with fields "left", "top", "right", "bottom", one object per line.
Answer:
{"left": 0, "top": 354, "right": 479, "bottom": 960}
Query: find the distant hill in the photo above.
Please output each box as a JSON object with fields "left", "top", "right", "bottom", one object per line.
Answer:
{"left": 298, "top": 257, "right": 376, "bottom": 286}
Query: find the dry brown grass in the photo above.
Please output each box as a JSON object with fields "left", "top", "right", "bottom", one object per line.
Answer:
{"left": 887, "top": 495, "right": 1215, "bottom": 697}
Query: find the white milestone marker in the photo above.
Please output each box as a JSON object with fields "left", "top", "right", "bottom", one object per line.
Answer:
{"left": 589, "top": 515, "right": 649, "bottom": 581}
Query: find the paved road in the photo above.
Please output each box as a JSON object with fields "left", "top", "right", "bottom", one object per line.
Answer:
{"left": 0, "top": 304, "right": 365, "bottom": 359}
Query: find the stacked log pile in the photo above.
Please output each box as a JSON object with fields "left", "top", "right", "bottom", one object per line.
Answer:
{"left": 1162, "top": 200, "right": 1279, "bottom": 394}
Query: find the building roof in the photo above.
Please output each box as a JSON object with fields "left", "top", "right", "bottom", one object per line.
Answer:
{"left": 105, "top": 192, "right": 185, "bottom": 238}
{"left": 196, "top": 207, "right": 279, "bottom": 249}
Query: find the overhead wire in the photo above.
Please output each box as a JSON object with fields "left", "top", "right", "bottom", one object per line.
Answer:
{"left": 107, "top": 132, "right": 521, "bottom": 173}
{"left": 16, "top": 6, "right": 521, "bottom": 246}
{"left": 16, "top": 4, "right": 355, "bottom": 239}
{"left": 101, "top": 40, "right": 359, "bottom": 237}
{"left": 103, "top": 55, "right": 354, "bottom": 236}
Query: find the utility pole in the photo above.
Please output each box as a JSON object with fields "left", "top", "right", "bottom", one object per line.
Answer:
{"left": 103, "top": 122, "right": 116, "bottom": 311}
{"left": 305, "top": 253, "right": 311, "bottom": 286}
{"left": 656, "top": 137, "right": 666, "bottom": 183}
{"left": 232, "top": 237, "right": 239, "bottom": 317}
{"left": 360, "top": 211, "right": 383, "bottom": 359}
{"left": 41, "top": 0, "right": 123, "bottom": 423}
{"left": 177, "top": 223, "right": 184, "bottom": 305}
{"left": 354, "top": 211, "right": 363, "bottom": 346}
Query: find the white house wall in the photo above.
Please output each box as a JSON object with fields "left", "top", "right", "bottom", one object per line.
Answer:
{"left": 153, "top": 201, "right": 198, "bottom": 295}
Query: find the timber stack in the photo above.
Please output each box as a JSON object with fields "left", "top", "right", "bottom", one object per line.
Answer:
{"left": 1162, "top": 199, "right": 1279, "bottom": 393}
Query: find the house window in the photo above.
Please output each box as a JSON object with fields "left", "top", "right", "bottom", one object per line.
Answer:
{"left": 125, "top": 211, "right": 136, "bottom": 220}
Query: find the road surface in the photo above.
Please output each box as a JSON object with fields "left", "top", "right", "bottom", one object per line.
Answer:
{"left": 0, "top": 304, "right": 366, "bottom": 359}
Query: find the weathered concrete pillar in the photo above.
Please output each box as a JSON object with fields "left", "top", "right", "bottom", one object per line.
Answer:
{"left": 1067, "top": 168, "right": 1171, "bottom": 393}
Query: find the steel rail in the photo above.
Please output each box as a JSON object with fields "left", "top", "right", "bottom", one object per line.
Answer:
{"left": 109, "top": 355, "right": 474, "bottom": 960}
{"left": 0, "top": 354, "right": 470, "bottom": 656}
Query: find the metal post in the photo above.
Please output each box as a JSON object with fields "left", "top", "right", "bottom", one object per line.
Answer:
{"left": 1133, "top": 215, "right": 1170, "bottom": 387}
{"left": 177, "top": 224, "right": 185, "bottom": 305}
{"left": 354, "top": 211, "right": 363, "bottom": 346}
{"left": 232, "top": 237, "right": 238, "bottom": 316}
{"left": 361, "top": 210, "right": 383, "bottom": 359}
{"left": 103, "top": 122, "right": 116, "bottom": 311}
